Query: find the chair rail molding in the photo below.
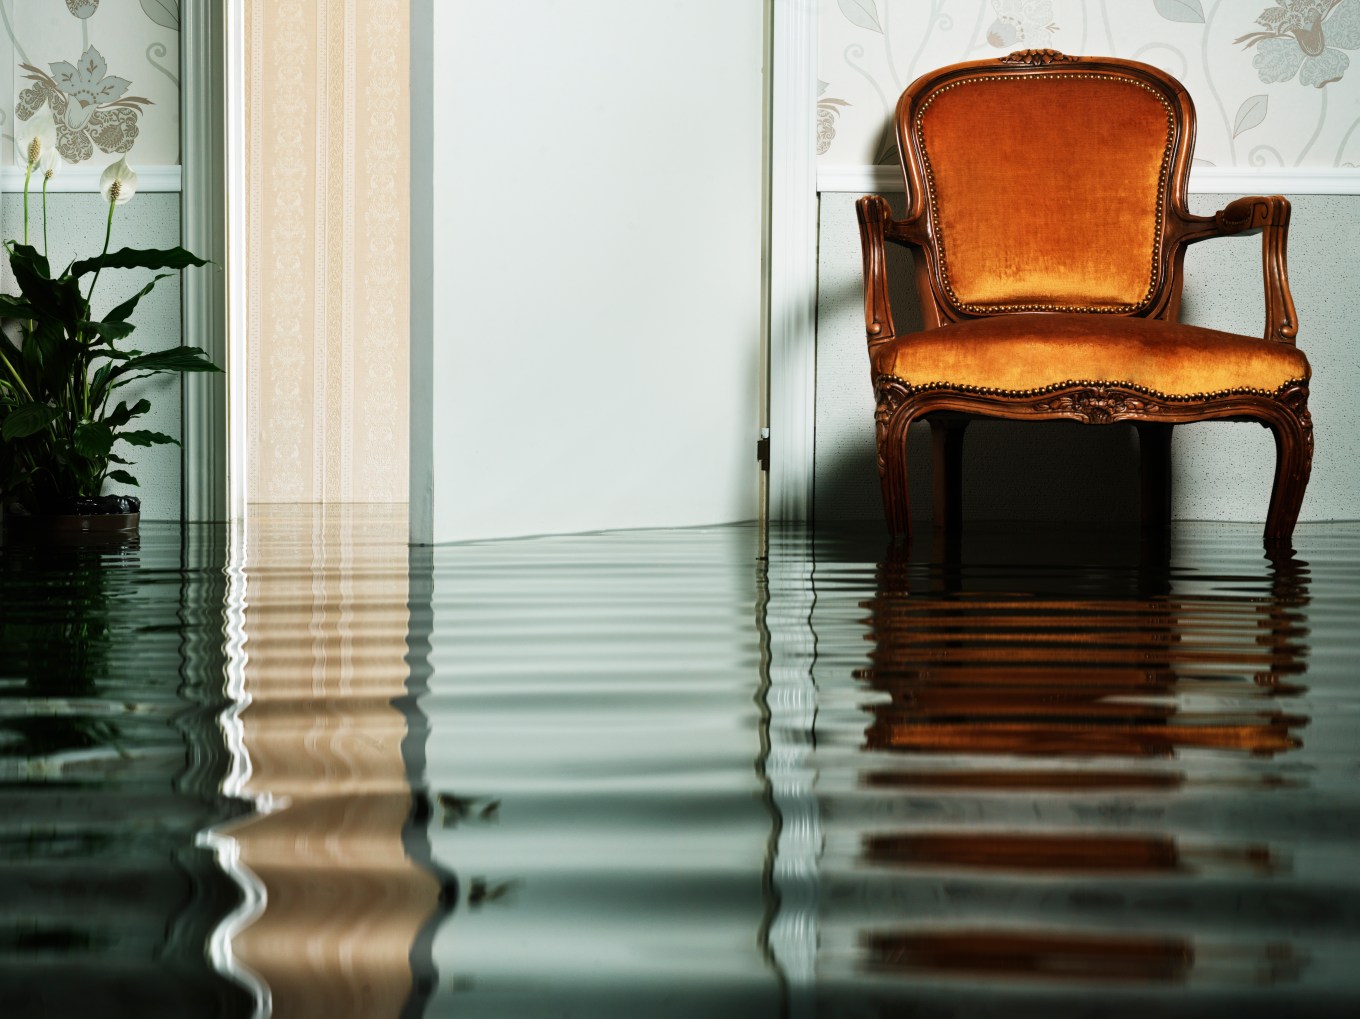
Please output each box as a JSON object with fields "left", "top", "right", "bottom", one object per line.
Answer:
{"left": 769, "top": 0, "right": 819, "bottom": 523}
{"left": 182, "top": 0, "right": 229, "bottom": 522}
{"left": 0, "top": 167, "right": 183, "bottom": 192}
{"left": 818, "top": 164, "right": 1360, "bottom": 195}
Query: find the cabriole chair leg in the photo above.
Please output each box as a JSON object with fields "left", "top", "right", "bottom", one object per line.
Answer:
{"left": 1264, "top": 409, "right": 1313, "bottom": 547}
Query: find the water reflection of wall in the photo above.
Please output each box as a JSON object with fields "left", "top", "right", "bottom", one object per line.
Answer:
{"left": 419, "top": 527, "right": 781, "bottom": 1017}
{"left": 216, "top": 506, "right": 442, "bottom": 1018}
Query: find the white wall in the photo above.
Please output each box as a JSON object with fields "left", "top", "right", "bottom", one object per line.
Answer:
{"left": 411, "top": 0, "right": 766, "bottom": 543}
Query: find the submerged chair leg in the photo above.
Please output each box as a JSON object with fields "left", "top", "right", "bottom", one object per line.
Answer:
{"left": 879, "top": 471, "right": 909, "bottom": 538}
{"left": 1137, "top": 423, "right": 1173, "bottom": 532}
{"left": 930, "top": 418, "right": 967, "bottom": 535}
{"left": 877, "top": 400, "right": 914, "bottom": 539}
{"left": 1264, "top": 401, "right": 1313, "bottom": 547}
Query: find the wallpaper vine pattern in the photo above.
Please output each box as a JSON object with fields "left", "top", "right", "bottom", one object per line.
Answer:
{"left": 818, "top": 0, "right": 1360, "bottom": 170}
{"left": 1, "top": 0, "right": 180, "bottom": 168}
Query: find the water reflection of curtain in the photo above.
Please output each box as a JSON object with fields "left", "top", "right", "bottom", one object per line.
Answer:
{"left": 244, "top": 0, "right": 409, "bottom": 503}
{"left": 221, "top": 506, "right": 439, "bottom": 1018}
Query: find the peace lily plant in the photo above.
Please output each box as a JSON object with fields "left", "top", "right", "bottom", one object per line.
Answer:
{"left": 0, "top": 107, "right": 219, "bottom": 522}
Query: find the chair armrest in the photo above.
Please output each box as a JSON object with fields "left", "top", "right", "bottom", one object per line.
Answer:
{"left": 1178, "top": 196, "right": 1298, "bottom": 346}
{"left": 855, "top": 195, "right": 928, "bottom": 343}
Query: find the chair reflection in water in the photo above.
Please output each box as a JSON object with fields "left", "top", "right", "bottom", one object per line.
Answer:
{"left": 856, "top": 50, "right": 1313, "bottom": 547}
{"left": 850, "top": 540, "right": 1311, "bottom": 988}
{"left": 859, "top": 544, "right": 1311, "bottom": 763}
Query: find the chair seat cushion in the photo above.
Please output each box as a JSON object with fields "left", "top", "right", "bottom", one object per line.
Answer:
{"left": 870, "top": 313, "right": 1310, "bottom": 398}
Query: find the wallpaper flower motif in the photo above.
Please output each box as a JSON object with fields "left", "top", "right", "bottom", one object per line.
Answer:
{"left": 66, "top": 0, "right": 100, "bottom": 17}
{"left": 986, "top": 0, "right": 1058, "bottom": 49}
{"left": 1238, "top": 0, "right": 1360, "bottom": 87}
{"left": 16, "top": 47, "right": 152, "bottom": 164}
{"left": 818, "top": 81, "right": 849, "bottom": 155}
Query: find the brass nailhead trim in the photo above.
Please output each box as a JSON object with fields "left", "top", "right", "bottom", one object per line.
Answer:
{"left": 914, "top": 72, "right": 1176, "bottom": 317}
{"left": 878, "top": 376, "right": 1308, "bottom": 402}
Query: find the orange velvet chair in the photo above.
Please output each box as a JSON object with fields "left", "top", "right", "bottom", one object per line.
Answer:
{"left": 857, "top": 50, "right": 1312, "bottom": 546}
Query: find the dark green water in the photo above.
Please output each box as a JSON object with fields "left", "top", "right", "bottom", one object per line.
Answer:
{"left": 2, "top": 518, "right": 1358, "bottom": 1017}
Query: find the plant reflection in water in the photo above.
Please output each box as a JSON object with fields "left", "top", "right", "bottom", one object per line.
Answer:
{"left": 0, "top": 527, "right": 253, "bottom": 1016}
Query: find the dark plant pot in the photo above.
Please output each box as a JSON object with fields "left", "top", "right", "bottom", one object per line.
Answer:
{"left": 2, "top": 496, "right": 141, "bottom": 545}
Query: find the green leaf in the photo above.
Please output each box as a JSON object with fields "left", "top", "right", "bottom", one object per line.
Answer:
{"left": 1, "top": 402, "right": 60, "bottom": 439}
{"left": 116, "top": 429, "right": 178, "bottom": 448}
{"left": 108, "top": 346, "right": 221, "bottom": 381}
{"left": 82, "top": 319, "right": 138, "bottom": 343}
{"left": 26, "top": 319, "right": 80, "bottom": 395}
{"left": 70, "top": 246, "right": 210, "bottom": 278}
{"left": 10, "top": 245, "right": 85, "bottom": 326}
{"left": 105, "top": 398, "right": 151, "bottom": 427}
{"left": 74, "top": 420, "right": 115, "bottom": 458}
{"left": 89, "top": 363, "right": 114, "bottom": 405}
{"left": 106, "top": 469, "right": 140, "bottom": 486}
{"left": 7, "top": 242, "right": 52, "bottom": 280}
{"left": 107, "top": 452, "right": 133, "bottom": 465}
{"left": 0, "top": 294, "right": 38, "bottom": 319}
{"left": 103, "top": 273, "right": 173, "bottom": 324}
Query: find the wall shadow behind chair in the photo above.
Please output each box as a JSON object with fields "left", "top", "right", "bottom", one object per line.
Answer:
{"left": 856, "top": 49, "right": 1313, "bottom": 548}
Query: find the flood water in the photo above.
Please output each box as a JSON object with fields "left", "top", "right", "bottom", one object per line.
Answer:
{"left": 2, "top": 509, "right": 1359, "bottom": 1017}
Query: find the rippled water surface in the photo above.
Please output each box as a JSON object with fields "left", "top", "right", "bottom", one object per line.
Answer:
{"left": 2, "top": 510, "right": 1359, "bottom": 1017}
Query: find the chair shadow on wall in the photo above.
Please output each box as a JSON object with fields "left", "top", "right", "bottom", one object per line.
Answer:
{"left": 817, "top": 205, "right": 1143, "bottom": 531}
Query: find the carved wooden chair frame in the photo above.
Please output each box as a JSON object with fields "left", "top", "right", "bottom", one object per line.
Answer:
{"left": 856, "top": 50, "right": 1312, "bottom": 547}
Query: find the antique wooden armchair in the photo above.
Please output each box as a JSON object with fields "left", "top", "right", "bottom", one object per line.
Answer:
{"left": 856, "top": 50, "right": 1312, "bottom": 546}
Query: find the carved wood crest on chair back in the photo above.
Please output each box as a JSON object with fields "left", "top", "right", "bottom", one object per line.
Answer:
{"left": 856, "top": 50, "right": 1312, "bottom": 547}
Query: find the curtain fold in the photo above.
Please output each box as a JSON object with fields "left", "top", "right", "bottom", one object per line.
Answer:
{"left": 246, "top": 0, "right": 409, "bottom": 503}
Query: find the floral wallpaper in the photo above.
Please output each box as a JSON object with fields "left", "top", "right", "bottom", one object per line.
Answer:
{"left": 0, "top": 0, "right": 180, "bottom": 169}
{"left": 818, "top": 0, "right": 1360, "bottom": 170}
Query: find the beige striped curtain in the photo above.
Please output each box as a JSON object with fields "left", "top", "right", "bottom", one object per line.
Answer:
{"left": 245, "top": 0, "right": 409, "bottom": 503}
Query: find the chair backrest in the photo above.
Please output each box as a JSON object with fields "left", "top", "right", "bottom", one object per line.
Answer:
{"left": 896, "top": 51, "right": 1196, "bottom": 323}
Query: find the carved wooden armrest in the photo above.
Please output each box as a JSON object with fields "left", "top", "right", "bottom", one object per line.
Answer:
{"left": 855, "top": 195, "right": 928, "bottom": 343}
{"left": 1178, "top": 195, "right": 1298, "bottom": 346}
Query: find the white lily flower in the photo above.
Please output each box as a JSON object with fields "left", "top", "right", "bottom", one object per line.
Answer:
{"left": 99, "top": 156, "right": 137, "bottom": 206}
{"left": 15, "top": 108, "right": 57, "bottom": 170}
{"left": 38, "top": 148, "right": 62, "bottom": 183}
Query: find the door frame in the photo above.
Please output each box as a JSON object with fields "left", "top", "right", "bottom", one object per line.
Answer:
{"left": 181, "top": 0, "right": 231, "bottom": 521}
{"left": 767, "top": 0, "right": 819, "bottom": 522}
